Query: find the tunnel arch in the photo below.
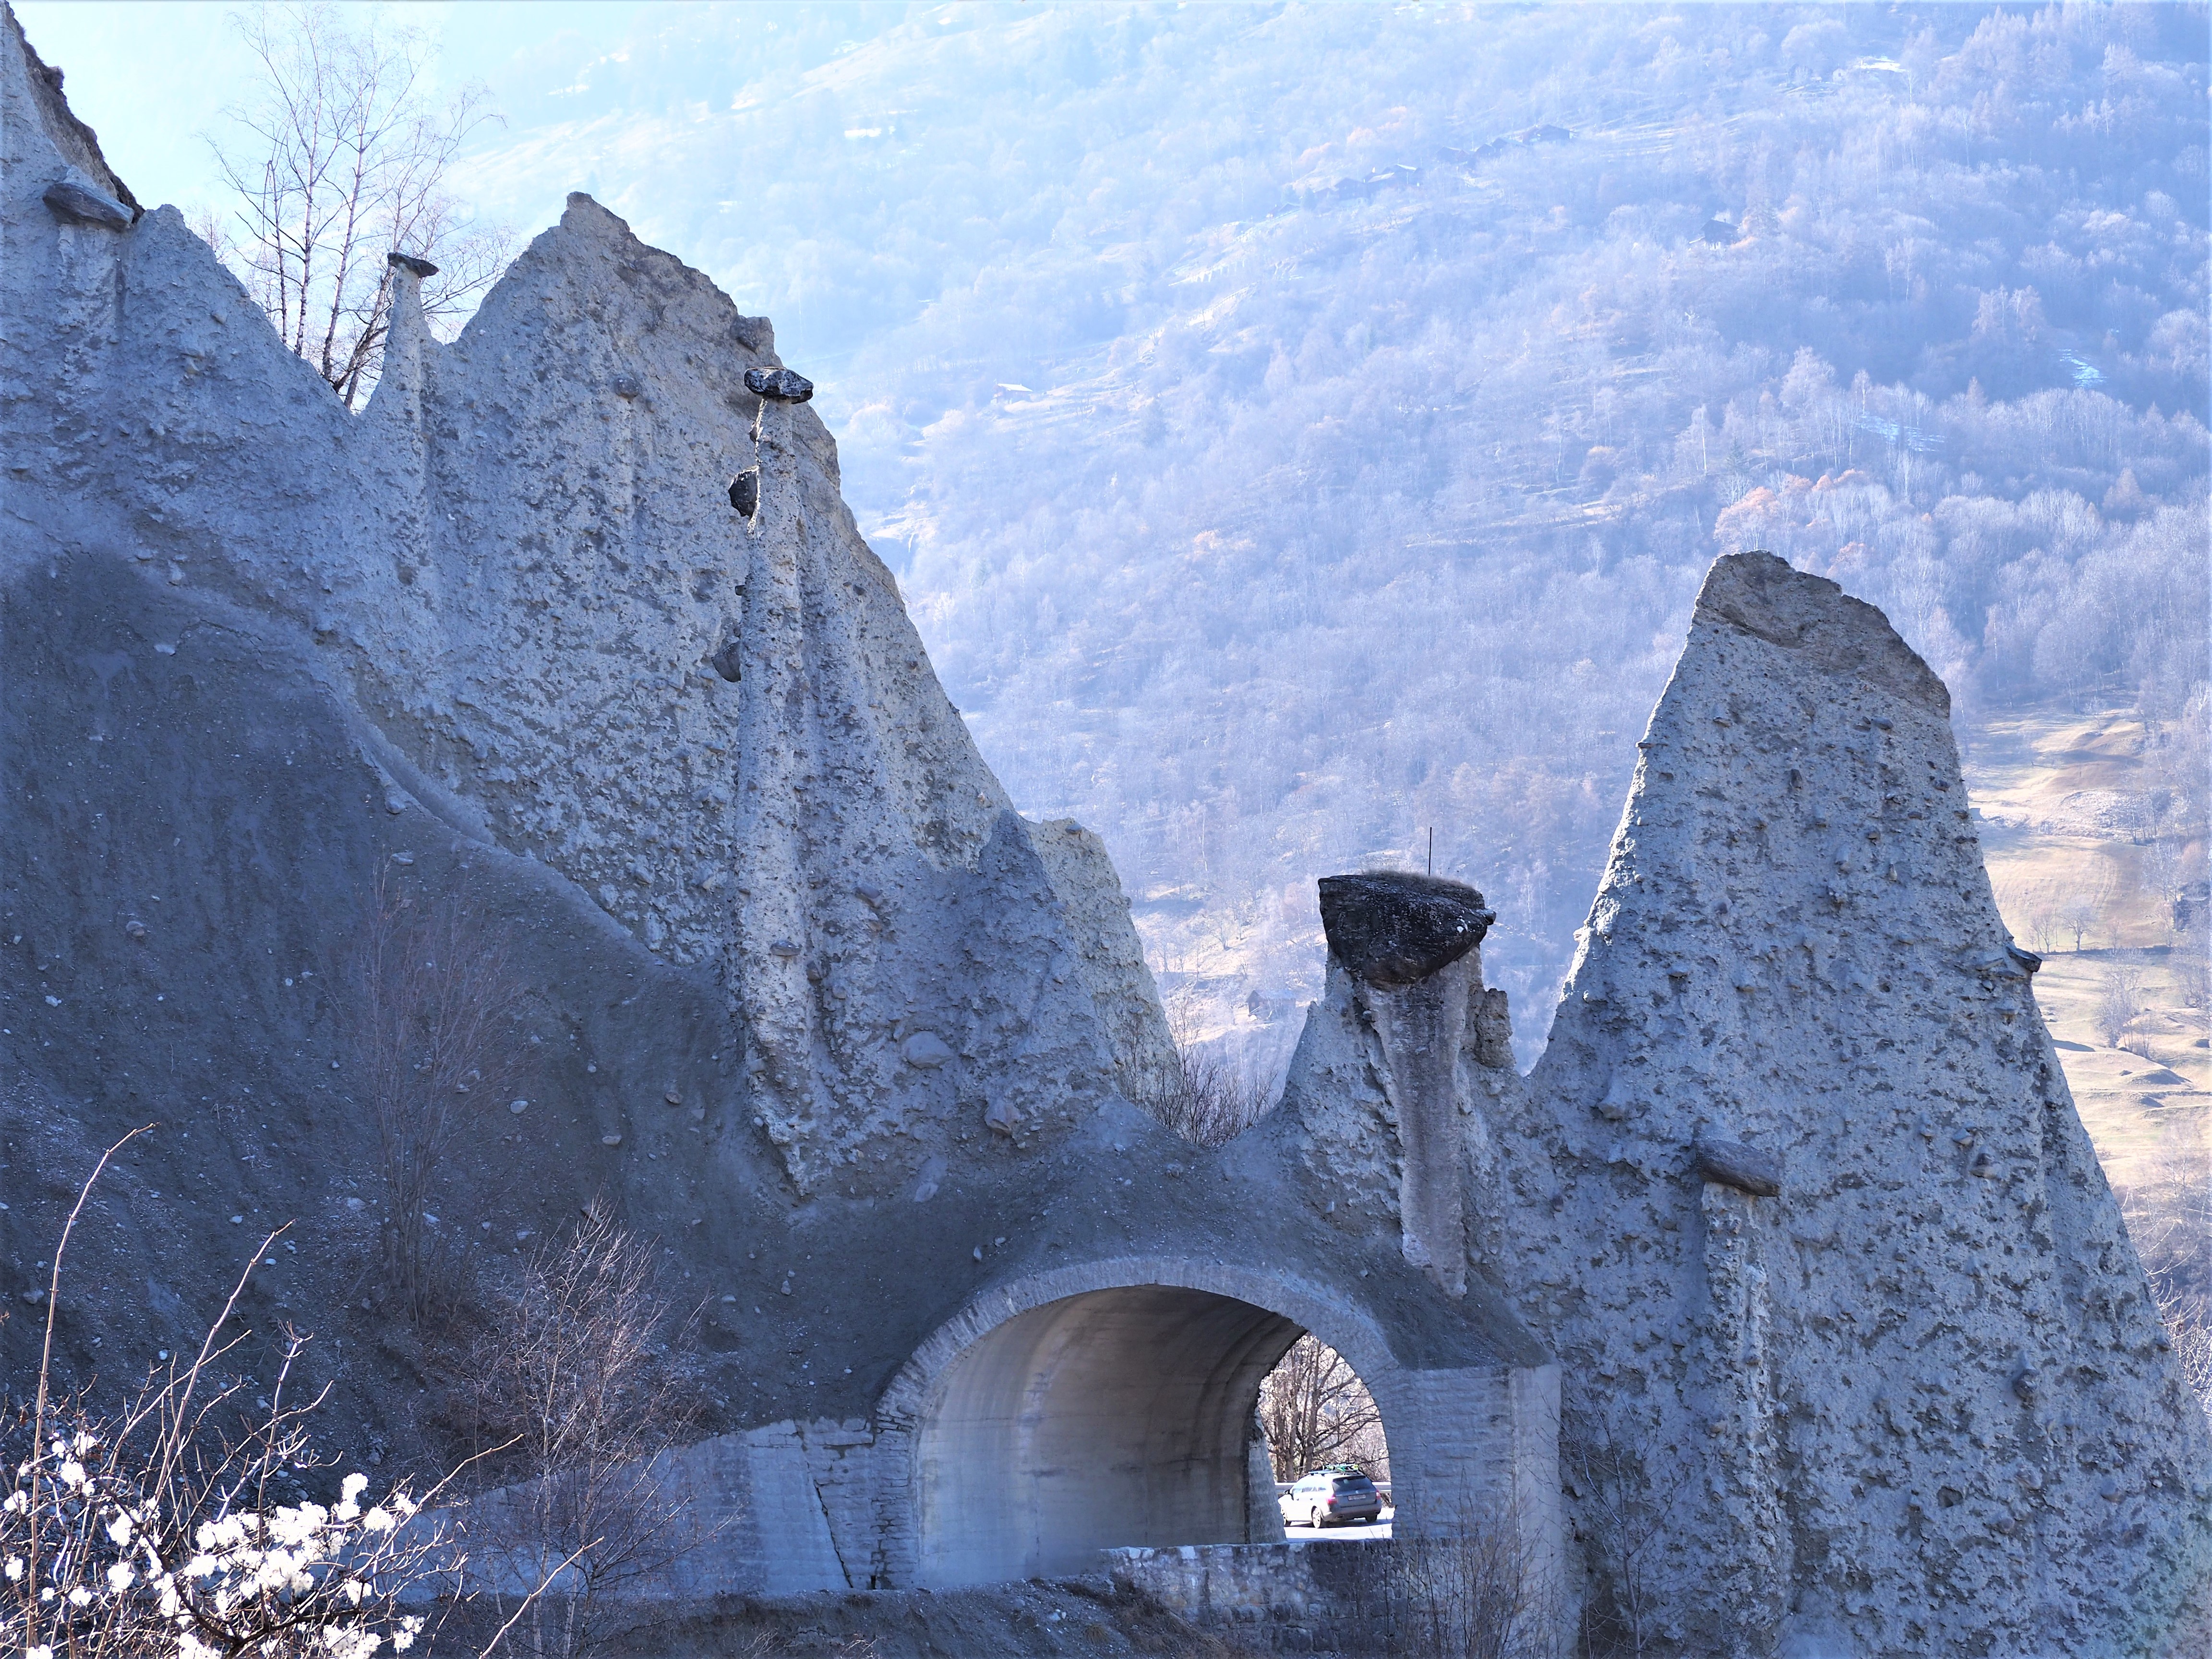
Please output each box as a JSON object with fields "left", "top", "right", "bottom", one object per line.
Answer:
{"left": 877, "top": 1259, "right": 1409, "bottom": 1587}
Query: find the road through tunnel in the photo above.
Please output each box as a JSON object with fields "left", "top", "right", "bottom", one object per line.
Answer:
{"left": 912, "top": 1285, "right": 1316, "bottom": 1585}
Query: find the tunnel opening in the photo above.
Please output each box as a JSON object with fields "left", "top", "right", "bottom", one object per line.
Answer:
{"left": 914, "top": 1284, "right": 1381, "bottom": 1586}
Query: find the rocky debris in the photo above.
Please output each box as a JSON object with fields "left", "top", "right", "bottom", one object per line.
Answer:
{"left": 728, "top": 469, "right": 759, "bottom": 516}
{"left": 385, "top": 250, "right": 437, "bottom": 278}
{"left": 744, "top": 366, "right": 814, "bottom": 403}
{"left": 42, "top": 174, "right": 129, "bottom": 228}
{"left": 1692, "top": 1138, "right": 1782, "bottom": 1198}
{"left": 1316, "top": 871, "right": 1493, "bottom": 987}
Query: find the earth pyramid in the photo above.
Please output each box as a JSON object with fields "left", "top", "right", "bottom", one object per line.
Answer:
{"left": 2, "top": 11, "right": 2205, "bottom": 1653}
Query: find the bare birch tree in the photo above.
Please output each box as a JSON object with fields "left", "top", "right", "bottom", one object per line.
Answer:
{"left": 455, "top": 1213, "right": 705, "bottom": 1659}
{"left": 206, "top": 3, "right": 511, "bottom": 408}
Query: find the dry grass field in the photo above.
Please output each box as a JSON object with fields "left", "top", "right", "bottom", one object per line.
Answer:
{"left": 1972, "top": 703, "right": 2208, "bottom": 1188}
{"left": 1969, "top": 702, "right": 2207, "bottom": 1395}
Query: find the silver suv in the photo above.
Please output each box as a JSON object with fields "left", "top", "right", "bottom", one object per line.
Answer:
{"left": 1282, "top": 1467, "right": 1382, "bottom": 1527}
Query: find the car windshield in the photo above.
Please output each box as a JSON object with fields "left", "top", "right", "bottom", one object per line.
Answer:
{"left": 1332, "top": 1476, "right": 1372, "bottom": 1490}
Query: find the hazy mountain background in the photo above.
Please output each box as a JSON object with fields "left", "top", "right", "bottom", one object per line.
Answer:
{"left": 30, "top": 0, "right": 2208, "bottom": 1079}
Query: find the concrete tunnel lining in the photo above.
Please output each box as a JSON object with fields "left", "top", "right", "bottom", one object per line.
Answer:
{"left": 913, "top": 1285, "right": 1314, "bottom": 1585}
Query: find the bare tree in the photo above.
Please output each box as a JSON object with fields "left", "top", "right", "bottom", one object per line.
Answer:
{"left": 1259, "top": 1334, "right": 1386, "bottom": 1483}
{"left": 1998, "top": 878, "right": 2061, "bottom": 956}
{"left": 1150, "top": 1039, "right": 1272, "bottom": 1148}
{"left": 2057, "top": 892, "right": 2105, "bottom": 953}
{"left": 456, "top": 1211, "right": 704, "bottom": 1659}
{"left": 2094, "top": 966, "right": 2144, "bottom": 1049}
{"left": 206, "top": 3, "right": 511, "bottom": 408}
{"left": 350, "top": 874, "right": 529, "bottom": 1322}
{"left": 2143, "top": 836, "right": 2188, "bottom": 916}
{"left": 1562, "top": 1427, "right": 1694, "bottom": 1659}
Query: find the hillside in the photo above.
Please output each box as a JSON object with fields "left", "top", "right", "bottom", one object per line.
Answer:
{"left": 134, "top": 0, "right": 2185, "bottom": 1077}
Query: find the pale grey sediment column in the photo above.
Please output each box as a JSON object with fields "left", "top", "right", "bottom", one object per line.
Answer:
{"left": 730, "top": 382, "right": 828, "bottom": 1160}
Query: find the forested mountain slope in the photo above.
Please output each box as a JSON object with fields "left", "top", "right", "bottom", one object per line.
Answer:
{"left": 466, "top": 2, "right": 2212, "bottom": 1063}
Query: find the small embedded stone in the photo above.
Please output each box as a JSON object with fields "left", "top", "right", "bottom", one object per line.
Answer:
{"left": 902, "top": 1032, "right": 955, "bottom": 1069}
{"left": 612, "top": 374, "right": 642, "bottom": 399}
{"left": 601, "top": 1134, "right": 623, "bottom": 1148}
{"left": 984, "top": 1099, "right": 1022, "bottom": 1135}
{"left": 769, "top": 940, "right": 801, "bottom": 959}
{"left": 1693, "top": 1139, "right": 1783, "bottom": 1198}
{"left": 710, "top": 639, "right": 743, "bottom": 683}
{"left": 386, "top": 251, "right": 439, "bottom": 277}
{"left": 729, "top": 469, "right": 760, "bottom": 516}
{"left": 124, "top": 918, "right": 147, "bottom": 939}
{"left": 744, "top": 366, "right": 814, "bottom": 403}
{"left": 44, "top": 178, "right": 131, "bottom": 229}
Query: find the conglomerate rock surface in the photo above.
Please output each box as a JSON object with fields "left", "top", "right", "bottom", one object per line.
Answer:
{"left": 1517, "top": 553, "right": 2212, "bottom": 1655}
{"left": 1277, "top": 552, "right": 2212, "bottom": 1654}
{"left": 0, "top": 5, "right": 1550, "bottom": 1603}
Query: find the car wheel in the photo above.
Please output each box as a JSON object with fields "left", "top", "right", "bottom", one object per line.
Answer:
{"left": 1310, "top": 1506, "right": 1325, "bottom": 1529}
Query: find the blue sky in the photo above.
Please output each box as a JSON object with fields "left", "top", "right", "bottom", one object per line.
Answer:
{"left": 18, "top": 2, "right": 654, "bottom": 228}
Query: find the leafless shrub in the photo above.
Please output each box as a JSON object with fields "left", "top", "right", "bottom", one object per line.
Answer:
{"left": 2174, "top": 943, "right": 2211, "bottom": 1011}
{"left": 1563, "top": 1424, "right": 1693, "bottom": 1659}
{"left": 1260, "top": 1334, "right": 1387, "bottom": 1485}
{"left": 454, "top": 1211, "right": 705, "bottom": 1659}
{"left": 1147, "top": 1040, "right": 1271, "bottom": 1148}
{"left": 207, "top": 2, "right": 513, "bottom": 407}
{"left": 1320, "top": 1503, "right": 1549, "bottom": 1659}
{"left": 1393, "top": 1518, "right": 1547, "bottom": 1659}
{"left": 2095, "top": 966, "right": 2145, "bottom": 1049}
{"left": 1, "top": 1131, "right": 492, "bottom": 1657}
{"left": 2156, "top": 1287, "right": 2212, "bottom": 1425}
{"left": 351, "top": 874, "right": 529, "bottom": 1323}
{"left": 2120, "top": 1151, "right": 2212, "bottom": 1426}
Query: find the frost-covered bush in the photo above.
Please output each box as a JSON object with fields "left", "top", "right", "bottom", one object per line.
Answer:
{"left": 1, "top": 1413, "right": 435, "bottom": 1658}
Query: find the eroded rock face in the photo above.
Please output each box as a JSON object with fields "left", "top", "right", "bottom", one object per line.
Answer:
{"left": 0, "top": 8, "right": 1177, "bottom": 1199}
{"left": 0, "top": 9, "right": 1565, "bottom": 1599}
{"left": 1279, "top": 553, "right": 2209, "bottom": 1653}
{"left": 1491, "top": 553, "right": 2212, "bottom": 1656}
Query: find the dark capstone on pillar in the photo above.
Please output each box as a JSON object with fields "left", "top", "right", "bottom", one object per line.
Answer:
{"left": 1317, "top": 872, "right": 1494, "bottom": 986}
